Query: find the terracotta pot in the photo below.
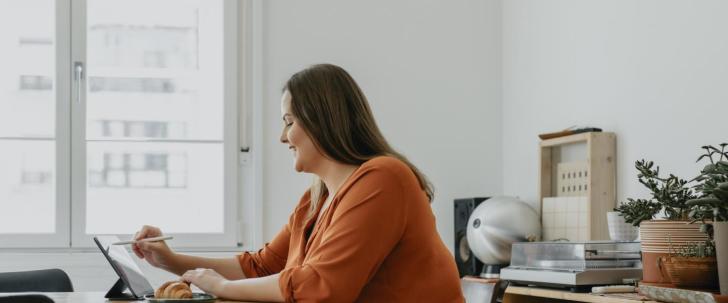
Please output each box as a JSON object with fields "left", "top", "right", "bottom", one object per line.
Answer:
{"left": 659, "top": 256, "right": 718, "bottom": 289}
{"left": 639, "top": 220, "right": 709, "bottom": 283}
{"left": 715, "top": 221, "right": 728, "bottom": 295}
{"left": 642, "top": 252, "right": 671, "bottom": 283}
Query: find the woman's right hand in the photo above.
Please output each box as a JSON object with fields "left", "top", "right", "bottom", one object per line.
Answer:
{"left": 132, "top": 225, "right": 177, "bottom": 271}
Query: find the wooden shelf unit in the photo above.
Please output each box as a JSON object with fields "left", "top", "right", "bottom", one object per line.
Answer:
{"left": 539, "top": 132, "right": 616, "bottom": 240}
{"left": 503, "top": 286, "right": 658, "bottom": 303}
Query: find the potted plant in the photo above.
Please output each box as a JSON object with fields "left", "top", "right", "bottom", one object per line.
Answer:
{"left": 687, "top": 143, "right": 728, "bottom": 295}
{"left": 614, "top": 159, "right": 707, "bottom": 284}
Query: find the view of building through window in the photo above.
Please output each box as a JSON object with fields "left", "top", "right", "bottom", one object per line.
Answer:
{"left": 0, "top": 0, "right": 227, "bottom": 237}
{"left": 85, "top": 0, "right": 225, "bottom": 234}
{"left": 0, "top": 0, "right": 56, "bottom": 234}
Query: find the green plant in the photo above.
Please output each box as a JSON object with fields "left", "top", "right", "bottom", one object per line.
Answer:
{"left": 614, "top": 198, "right": 660, "bottom": 227}
{"left": 668, "top": 236, "right": 716, "bottom": 258}
{"left": 615, "top": 159, "right": 698, "bottom": 226}
{"left": 687, "top": 143, "right": 728, "bottom": 222}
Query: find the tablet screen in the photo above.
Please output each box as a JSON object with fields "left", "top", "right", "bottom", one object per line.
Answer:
{"left": 94, "top": 235, "right": 155, "bottom": 298}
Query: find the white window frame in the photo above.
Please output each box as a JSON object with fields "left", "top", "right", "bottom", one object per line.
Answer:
{"left": 238, "top": 0, "right": 264, "bottom": 251}
{"left": 1, "top": 0, "right": 243, "bottom": 249}
{"left": 0, "top": 0, "right": 72, "bottom": 248}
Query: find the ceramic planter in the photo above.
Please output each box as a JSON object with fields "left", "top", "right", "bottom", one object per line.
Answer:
{"left": 715, "top": 221, "right": 728, "bottom": 295}
{"left": 607, "top": 211, "right": 639, "bottom": 241}
{"left": 639, "top": 220, "right": 709, "bottom": 284}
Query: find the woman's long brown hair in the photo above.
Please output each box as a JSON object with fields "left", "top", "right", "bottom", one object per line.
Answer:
{"left": 284, "top": 64, "right": 434, "bottom": 216}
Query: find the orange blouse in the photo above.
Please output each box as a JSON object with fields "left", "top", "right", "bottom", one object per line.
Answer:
{"left": 238, "top": 156, "right": 464, "bottom": 303}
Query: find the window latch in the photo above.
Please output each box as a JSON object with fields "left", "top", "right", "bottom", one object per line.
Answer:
{"left": 73, "top": 61, "right": 84, "bottom": 104}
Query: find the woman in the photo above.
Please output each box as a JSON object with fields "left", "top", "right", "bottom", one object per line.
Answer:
{"left": 132, "top": 64, "right": 464, "bottom": 302}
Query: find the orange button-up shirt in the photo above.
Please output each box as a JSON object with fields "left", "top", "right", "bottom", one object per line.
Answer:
{"left": 238, "top": 156, "right": 464, "bottom": 302}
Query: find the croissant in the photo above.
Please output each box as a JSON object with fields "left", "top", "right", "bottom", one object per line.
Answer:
{"left": 155, "top": 281, "right": 193, "bottom": 299}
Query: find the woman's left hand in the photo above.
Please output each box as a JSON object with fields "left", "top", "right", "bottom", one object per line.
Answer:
{"left": 181, "top": 268, "right": 228, "bottom": 295}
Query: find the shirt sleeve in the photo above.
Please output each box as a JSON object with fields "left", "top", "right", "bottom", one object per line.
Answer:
{"left": 278, "top": 166, "right": 409, "bottom": 302}
{"left": 237, "top": 220, "right": 291, "bottom": 278}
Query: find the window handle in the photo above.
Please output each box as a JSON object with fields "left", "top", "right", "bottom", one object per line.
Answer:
{"left": 73, "top": 61, "right": 84, "bottom": 104}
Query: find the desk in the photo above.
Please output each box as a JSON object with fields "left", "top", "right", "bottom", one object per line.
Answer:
{"left": 502, "top": 286, "right": 659, "bottom": 303}
{"left": 1, "top": 292, "right": 259, "bottom": 303}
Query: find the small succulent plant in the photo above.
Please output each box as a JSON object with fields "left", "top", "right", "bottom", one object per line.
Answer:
{"left": 615, "top": 160, "right": 697, "bottom": 226}
{"left": 687, "top": 143, "right": 728, "bottom": 222}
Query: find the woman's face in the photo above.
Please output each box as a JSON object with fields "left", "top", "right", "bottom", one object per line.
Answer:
{"left": 280, "top": 90, "right": 323, "bottom": 173}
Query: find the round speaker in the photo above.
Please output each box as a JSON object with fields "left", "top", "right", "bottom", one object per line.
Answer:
{"left": 466, "top": 196, "right": 540, "bottom": 264}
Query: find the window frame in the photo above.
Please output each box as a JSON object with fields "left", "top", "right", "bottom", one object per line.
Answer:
{"left": 1, "top": 0, "right": 241, "bottom": 249}
{"left": 0, "top": 0, "right": 72, "bottom": 248}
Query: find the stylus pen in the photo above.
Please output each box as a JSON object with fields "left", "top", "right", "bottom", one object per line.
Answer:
{"left": 111, "top": 236, "right": 173, "bottom": 245}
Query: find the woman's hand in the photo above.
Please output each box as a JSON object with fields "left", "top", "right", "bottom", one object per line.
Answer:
{"left": 132, "top": 225, "right": 177, "bottom": 271}
{"left": 182, "top": 268, "right": 229, "bottom": 296}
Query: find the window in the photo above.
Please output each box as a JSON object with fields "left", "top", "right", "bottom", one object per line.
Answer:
{"left": 0, "top": 0, "right": 59, "bottom": 242}
{"left": 88, "top": 152, "right": 188, "bottom": 189}
{"left": 19, "top": 75, "right": 54, "bottom": 91}
{"left": 1, "top": 0, "right": 240, "bottom": 248}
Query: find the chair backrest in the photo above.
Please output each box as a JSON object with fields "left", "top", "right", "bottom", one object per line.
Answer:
{"left": 0, "top": 294, "right": 54, "bottom": 303}
{"left": 0, "top": 269, "right": 73, "bottom": 293}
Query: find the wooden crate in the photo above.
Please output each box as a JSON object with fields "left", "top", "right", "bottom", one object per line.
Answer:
{"left": 539, "top": 132, "right": 616, "bottom": 241}
{"left": 542, "top": 196, "right": 590, "bottom": 241}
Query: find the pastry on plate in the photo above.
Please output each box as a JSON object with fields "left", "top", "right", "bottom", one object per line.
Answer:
{"left": 154, "top": 281, "right": 193, "bottom": 299}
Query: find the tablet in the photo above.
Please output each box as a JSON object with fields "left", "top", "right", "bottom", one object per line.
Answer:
{"left": 94, "top": 235, "right": 155, "bottom": 300}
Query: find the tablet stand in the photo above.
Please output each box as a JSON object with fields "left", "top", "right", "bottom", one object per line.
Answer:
{"left": 105, "top": 278, "right": 140, "bottom": 300}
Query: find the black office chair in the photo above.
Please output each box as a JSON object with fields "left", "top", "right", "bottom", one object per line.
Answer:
{"left": 0, "top": 294, "right": 54, "bottom": 303}
{"left": 0, "top": 268, "right": 73, "bottom": 292}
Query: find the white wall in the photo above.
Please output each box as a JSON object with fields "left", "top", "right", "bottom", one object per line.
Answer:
{"left": 502, "top": 1, "right": 728, "bottom": 210}
{"left": 260, "top": 0, "right": 502, "bottom": 251}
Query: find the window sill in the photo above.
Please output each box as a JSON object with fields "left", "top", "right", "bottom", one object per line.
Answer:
{"left": 0, "top": 246, "right": 245, "bottom": 254}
